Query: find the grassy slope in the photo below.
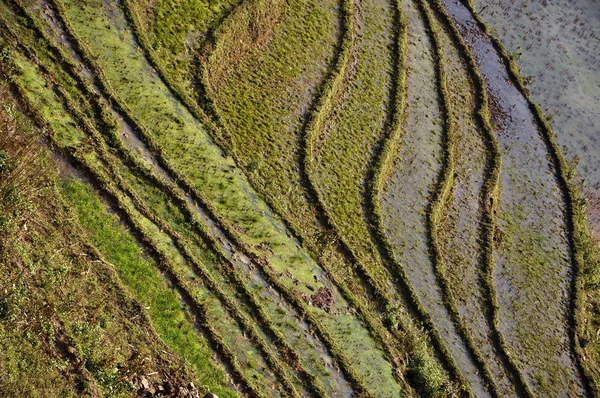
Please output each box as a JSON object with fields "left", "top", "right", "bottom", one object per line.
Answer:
{"left": 0, "top": 14, "right": 238, "bottom": 395}
{"left": 63, "top": 179, "right": 238, "bottom": 398}
{"left": 0, "top": 84, "right": 223, "bottom": 397}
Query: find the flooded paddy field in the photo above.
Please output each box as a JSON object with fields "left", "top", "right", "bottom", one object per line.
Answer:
{"left": 443, "top": 0, "right": 586, "bottom": 394}
{"left": 476, "top": 0, "right": 600, "bottom": 242}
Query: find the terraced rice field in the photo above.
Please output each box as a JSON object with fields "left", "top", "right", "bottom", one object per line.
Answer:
{"left": 0, "top": 0, "right": 598, "bottom": 396}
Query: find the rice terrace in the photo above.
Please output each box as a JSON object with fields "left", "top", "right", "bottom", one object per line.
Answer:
{"left": 0, "top": 0, "right": 598, "bottom": 396}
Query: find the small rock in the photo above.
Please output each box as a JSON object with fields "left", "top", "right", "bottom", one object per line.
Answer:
{"left": 204, "top": 393, "right": 219, "bottom": 398}
{"left": 140, "top": 376, "right": 156, "bottom": 395}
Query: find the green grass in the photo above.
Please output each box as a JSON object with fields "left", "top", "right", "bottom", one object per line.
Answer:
{"left": 128, "top": 0, "right": 239, "bottom": 87}
{"left": 0, "top": 29, "right": 234, "bottom": 395}
{"left": 62, "top": 179, "right": 237, "bottom": 398}
{"left": 424, "top": 0, "right": 537, "bottom": 395}
{"left": 6, "top": 18, "right": 286, "bottom": 393}
{"left": 8, "top": 2, "right": 360, "bottom": 394}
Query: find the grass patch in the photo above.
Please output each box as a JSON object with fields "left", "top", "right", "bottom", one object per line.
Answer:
{"left": 128, "top": 0, "right": 240, "bottom": 88}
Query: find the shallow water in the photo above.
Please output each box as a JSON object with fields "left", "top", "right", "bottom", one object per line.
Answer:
{"left": 478, "top": 0, "right": 600, "bottom": 242}
{"left": 432, "top": 10, "right": 517, "bottom": 395}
